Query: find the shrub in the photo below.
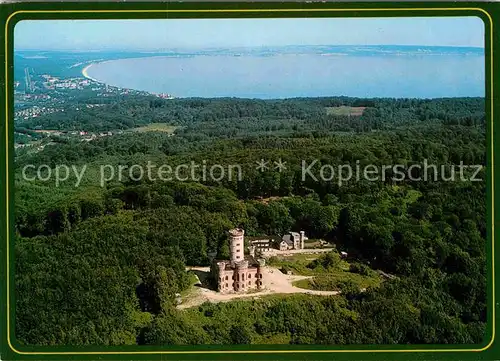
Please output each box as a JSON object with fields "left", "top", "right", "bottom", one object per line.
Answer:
{"left": 349, "top": 262, "right": 374, "bottom": 276}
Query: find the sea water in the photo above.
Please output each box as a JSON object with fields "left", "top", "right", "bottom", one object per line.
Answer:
{"left": 86, "top": 46, "right": 485, "bottom": 99}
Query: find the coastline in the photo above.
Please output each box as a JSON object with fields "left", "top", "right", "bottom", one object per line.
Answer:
{"left": 80, "top": 58, "right": 176, "bottom": 99}
{"left": 81, "top": 63, "right": 101, "bottom": 83}
{"left": 80, "top": 56, "right": 173, "bottom": 84}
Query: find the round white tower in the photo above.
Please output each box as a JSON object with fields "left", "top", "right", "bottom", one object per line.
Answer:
{"left": 229, "top": 228, "right": 245, "bottom": 263}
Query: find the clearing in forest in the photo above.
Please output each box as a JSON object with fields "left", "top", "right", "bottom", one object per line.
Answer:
{"left": 179, "top": 252, "right": 381, "bottom": 309}
{"left": 325, "top": 106, "right": 366, "bottom": 116}
{"left": 178, "top": 266, "right": 339, "bottom": 310}
{"left": 131, "top": 123, "right": 182, "bottom": 133}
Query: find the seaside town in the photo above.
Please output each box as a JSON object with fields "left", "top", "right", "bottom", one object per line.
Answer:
{"left": 14, "top": 58, "right": 176, "bottom": 150}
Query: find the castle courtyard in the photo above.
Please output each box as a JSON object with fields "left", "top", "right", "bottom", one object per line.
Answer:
{"left": 178, "top": 265, "right": 339, "bottom": 310}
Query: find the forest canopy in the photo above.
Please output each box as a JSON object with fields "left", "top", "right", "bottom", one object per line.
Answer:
{"left": 14, "top": 96, "right": 487, "bottom": 346}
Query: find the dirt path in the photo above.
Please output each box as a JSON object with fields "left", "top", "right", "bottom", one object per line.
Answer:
{"left": 178, "top": 266, "right": 339, "bottom": 310}
{"left": 260, "top": 247, "right": 335, "bottom": 258}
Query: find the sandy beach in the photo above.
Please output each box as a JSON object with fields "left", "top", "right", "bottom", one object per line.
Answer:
{"left": 81, "top": 63, "right": 100, "bottom": 82}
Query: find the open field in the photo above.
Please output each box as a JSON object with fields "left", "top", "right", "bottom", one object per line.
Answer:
{"left": 33, "top": 129, "right": 61, "bottom": 134}
{"left": 267, "top": 251, "right": 382, "bottom": 291}
{"left": 131, "top": 123, "right": 182, "bottom": 133}
{"left": 265, "top": 251, "right": 346, "bottom": 275}
{"left": 293, "top": 271, "right": 381, "bottom": 291}
{"left": 303, "top": 238, "right": 333, "bottom": 249}
{"left": 325, "top": 106, "right": 366, "bottom": 116}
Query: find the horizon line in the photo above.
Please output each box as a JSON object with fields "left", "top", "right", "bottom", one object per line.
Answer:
{"left": 14, "top": 43, "right": 485, "bottom": 52}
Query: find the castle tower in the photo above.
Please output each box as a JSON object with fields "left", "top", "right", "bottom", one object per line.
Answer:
{"left": 229, "top": 228, "right": 245, "bottom": 263}
{"left": 300, "top": 231, "right": 305, "bottom": 250}
{"left": 215, "top": 261, "right": 227, "bottom": 292}
{"left": 234, "top": 260, "right": 249, "bottom": 292}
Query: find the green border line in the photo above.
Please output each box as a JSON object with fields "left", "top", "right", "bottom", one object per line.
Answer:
{"left": 4, "top": 6, "right": 495, "bottom": 355}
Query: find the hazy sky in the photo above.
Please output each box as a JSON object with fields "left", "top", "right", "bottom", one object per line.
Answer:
{"left": 15, "top": 17, "right": 484, "bottom": 50}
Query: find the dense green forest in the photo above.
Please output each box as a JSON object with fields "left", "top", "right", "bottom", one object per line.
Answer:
{"left": 16, "top": 96, "right": 484, "bottom": 132}
{"left": 14, "top": 96, "right": 487, "bottom": 346}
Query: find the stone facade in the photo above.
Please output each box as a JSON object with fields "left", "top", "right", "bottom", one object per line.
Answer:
{"left": 280, "top": 231, "right": 308, "bottom": 250}
{"left": 249, "top": 239, "right": 271, "bottom": 256}
{"left": 211, "top": 228, "right": 264, "bottom": 293}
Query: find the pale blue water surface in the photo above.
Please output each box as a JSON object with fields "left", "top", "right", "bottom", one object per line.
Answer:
{"left": 86, "top": 46, "right": 485, "bottom": 98}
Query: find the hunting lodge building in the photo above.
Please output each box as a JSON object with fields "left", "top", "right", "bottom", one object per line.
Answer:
{"left": 211, "top": 228, "right": 264, "bottom": 294}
